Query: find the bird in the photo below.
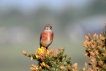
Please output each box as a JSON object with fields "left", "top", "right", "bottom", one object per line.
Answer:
{"left": 40, "top": 24, "right": 54, "bottom": 49}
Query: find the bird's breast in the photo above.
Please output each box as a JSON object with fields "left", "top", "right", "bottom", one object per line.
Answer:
{"left": 40, "top": 31, "right": 54, "bottom": 47}
{"left": 43, "top": 32, "right": 53, "bottom": 41}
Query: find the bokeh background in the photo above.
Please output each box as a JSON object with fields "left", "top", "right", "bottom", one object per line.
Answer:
{"left": 0, "top": 0, "right": 106, "bottom": 71}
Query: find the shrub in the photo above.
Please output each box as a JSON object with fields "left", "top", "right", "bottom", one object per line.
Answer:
{"left": 23, "top": 24, "right": 106, "bottom": 71}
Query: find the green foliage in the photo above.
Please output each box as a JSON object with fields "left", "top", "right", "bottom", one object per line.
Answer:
{"left": 23, "top": 47, "right": 74, "bottom": 71}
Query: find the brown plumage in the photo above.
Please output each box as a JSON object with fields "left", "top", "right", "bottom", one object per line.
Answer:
{"left": 40, "top": 24, "right": 54, "bottom": 49}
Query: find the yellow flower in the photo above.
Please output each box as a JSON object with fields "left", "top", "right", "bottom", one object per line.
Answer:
{"left": 100, "top": 34, "right": 105, "bottom": 40}
{"left": 46, "top": 50, "right": 50, "bottom": 57}
{"left": 84, "top": 62, "right": 88, "bottom": 68}
{"left": 39, "top": 66, "right": 42, "bottom": 71}
{"left": 38, "top": 48, "right": 43, "bottom": 53}
{"left": 85, "top": 36, "right": 89, "bottom": 40}
{"left": 35, "top": 47, "right": 46, "bottom": 59}
{"left": 83, "top": 67, "right": 86, "bottom": 71}
{"left": 93, "top": 33, "right": 98, "bottom": 40}
{"left": 90, "top": 40, "right": 96, "bottom": 45}
{"left": 60, "top": 65, "right": 66, "bottom": 70}
{"left": 35, "top": 66, "right": 38, "bottom": 70}
{"left": 22, "top": 50, "right": 27, "bottom": 56}
{"left": 88, "top": 33, "right": 91, "bottom": 39}
{"left": 98, "top": 60, "right": 104, "bottom": 67}
{"left": 39, "top": 46, "right": 46, "bottom": 54}
{"left": 72, "top": 68, "right": 76, "bottom": 71}
{"left": 90, "top": 56, "right": 96, "bottom": 62}
{"left": 72, "top": 63, "right": 78, "bottom": 70}
{"left": 41, "top": 62, "right": 46, "bottom": 67}
{"left": 67, "top": 64, "right": 71, "bottom": 70}
{"left": 62, "top": 57, "right": 66, "bottom": 61}
{"left": 46, "top": 65, "right": 50, "bottom": 69}
{"left": 83, "top": 40, "right": 89, "bottom": 47}
{"left": 35, "top": 54, "right": 39, "bottom": 59}
{"left": 36, "top": 47, "right": 46, "bottom": 54}
{"left": 30, "top": 64, "right": 38, "bottom": 71}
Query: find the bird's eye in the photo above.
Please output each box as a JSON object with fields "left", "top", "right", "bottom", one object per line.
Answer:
{"left": 50, "top": 26, "right": 52, "bottom": 29}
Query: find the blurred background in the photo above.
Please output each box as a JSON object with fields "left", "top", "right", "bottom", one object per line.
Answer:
{"left": 0, "top": 0, "right": 106, "bottom": 71}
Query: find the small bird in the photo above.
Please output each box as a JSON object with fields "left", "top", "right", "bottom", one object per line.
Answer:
{"left": 40, "top": 24, "right": 54, "bottom": 49}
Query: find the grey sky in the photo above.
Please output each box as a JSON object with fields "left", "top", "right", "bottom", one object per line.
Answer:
{"left": 0, "top": 0, "right": 91, "bottom": 13}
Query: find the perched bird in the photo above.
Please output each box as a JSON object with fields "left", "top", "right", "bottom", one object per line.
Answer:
{"left": 40, "top": 24, "right": 54, "bottom": 49}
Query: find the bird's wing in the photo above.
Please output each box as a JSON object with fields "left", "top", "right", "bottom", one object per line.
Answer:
{"left": 40, "top": 32, "right": 43, "bottom": 46}
{"left": 52, "top": 32, "right": 54, "bottom": 40}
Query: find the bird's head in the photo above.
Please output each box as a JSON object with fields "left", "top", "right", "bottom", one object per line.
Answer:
{"left": 44, "top": 24, "right": 52, "bottom": 30}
